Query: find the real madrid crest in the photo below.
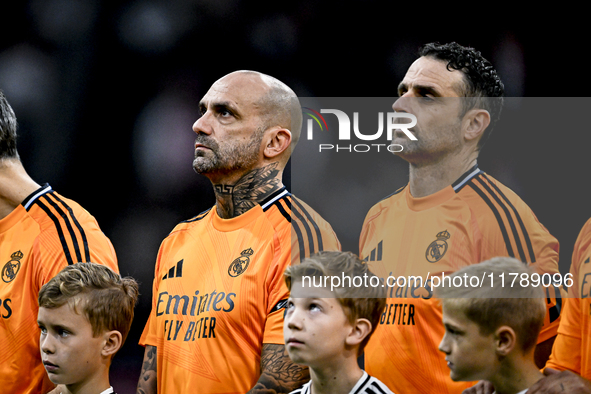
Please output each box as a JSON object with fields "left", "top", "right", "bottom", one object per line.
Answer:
{"left": 2, "top": 251, "right": 24, "bottom": 283}
{"left": 228, "top": 248, "right": 253, "bottom": 277}
{"left": 425, "top": 230, "right": 450, "bottom": 263}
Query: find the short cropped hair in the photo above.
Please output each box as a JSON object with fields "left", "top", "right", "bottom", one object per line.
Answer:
{"left": 0, "top": 89, "right": 19, "bottom": 159}
{"left": 284, "top": 251, "right": 387, "bottom": 354}
{"left": 419, "top": 42, "right": 505, "bottom": 149}
{"left": 38, "top": 263, "right": 139, "bottom": 345}
{"left": 252, "top": 71, "right": 303, "bottom": 149}
{"left": 435, "top": 257, "right": 545, "bottom": 353}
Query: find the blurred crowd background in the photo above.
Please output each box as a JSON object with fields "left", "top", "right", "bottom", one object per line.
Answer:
{"left": 1, "top": 1, "right": 588, "bottom": 390}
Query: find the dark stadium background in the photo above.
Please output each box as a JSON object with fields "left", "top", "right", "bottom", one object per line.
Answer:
{"left": 1, "top": 1, "right": 588, "bottom": 391}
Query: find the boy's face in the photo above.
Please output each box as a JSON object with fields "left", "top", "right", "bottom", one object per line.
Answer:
{"left": 438, "top": 304, "right": 498, "bottom": 382}
{"left": 37, "top": 301, "right": 105, "bottom": 387}
{"left": 283, "top": 282, "right": 354, "bottom": 369}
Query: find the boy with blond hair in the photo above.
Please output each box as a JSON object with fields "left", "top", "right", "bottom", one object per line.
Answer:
{"left": 37, "top": 262, "right": 139, "bottom": 394}
{"left": 283, "top": 251, "right": 393, "bottom": 394}
{"left": 436, "top": 257, "right": 547, "bottom": 394}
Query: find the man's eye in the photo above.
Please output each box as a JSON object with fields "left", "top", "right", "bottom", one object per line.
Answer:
{"left": 309, "top": 303, "right": 321, "bottom": 311}
{"left": 38, "top": 326, "right": 47, "bottom": 334}
{"left": 58, "top": 329, "right": 70, "bottom": 337}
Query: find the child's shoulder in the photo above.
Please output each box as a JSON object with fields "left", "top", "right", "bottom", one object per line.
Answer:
{"left": 289, "top": 372, "right": 395, "bottom": 394}
{"left": 354, "top": 371, "right": 395, "bottom": 393}
{"left": 288, "top": 380, "right": 311, "bottom": 394}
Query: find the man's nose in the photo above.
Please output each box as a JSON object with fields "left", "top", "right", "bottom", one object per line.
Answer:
{"left": 193, "top": 112, "right": 213, "bottom": 135}
{"left": 392, "top": 95, "right": 413, "bottom": 113}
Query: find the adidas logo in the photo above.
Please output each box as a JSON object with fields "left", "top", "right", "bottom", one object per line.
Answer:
{"left": 163, "top": 259, "right": 184, "bottom": 280}
{"left": 272, "top": 299, "right": 289, "bottom": 313}
{"left": 364, "top": 240, "right": 383, "bottom": 262}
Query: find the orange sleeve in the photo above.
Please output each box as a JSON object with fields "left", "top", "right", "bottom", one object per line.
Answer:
{"left": 262, "top": 230, "right": 291, "bottom": 344}
{"left": 471, "top": 177, "right": 562, "bottom": 343}
{"left": 545, "top": 218, "right": 591, "bottom": 373}
{"left": 546, "top": 296, "right": 582, "bottom": 372}
{"left": 264, "top": 199, "right": 341, "bottom": 344}
{"left": 31, "top": 198, "right": 118, "bottom": 292}
{"left": 34, "top": 194, "right": 118, "bottom": 289}
{"left": 290, "top": 197, "right": 341, "bottom": 264}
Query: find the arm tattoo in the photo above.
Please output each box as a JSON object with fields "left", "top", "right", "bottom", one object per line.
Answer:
{"left": 214, "top": 163, "right": 282, "bottom": 219}
{"left": 136, "top": 345, "right": 157, "bottom": 394}
{"left": 247, "top": 343, "right": 309, "bottom": 394}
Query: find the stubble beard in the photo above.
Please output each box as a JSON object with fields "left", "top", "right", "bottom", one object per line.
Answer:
{"left": 393, "top": 121, "right": 463, "bottom": 165}
{"left": 193, "top": 128, "right": 264, "bottom": 177}
{"left": 390, "top": 128, "right": 422, "bottom": 162}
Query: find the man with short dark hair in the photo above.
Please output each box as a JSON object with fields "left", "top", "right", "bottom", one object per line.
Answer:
{"left": 0, "top": 90, "right": 118, "bottom": 393}
{"left": 359, "top": 42, "right": 562, "bottom": 394}
{"left": 137, "top": 71, "right": 340, "bottom": 394}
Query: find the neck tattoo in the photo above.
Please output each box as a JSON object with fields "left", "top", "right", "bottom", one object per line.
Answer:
{"left": 213, "top": 163, "right": 282, "bottom": 219}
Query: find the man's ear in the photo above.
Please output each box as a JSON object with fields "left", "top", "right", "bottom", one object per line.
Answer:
{"left": 345, "top": 318, "right": 372, "bottom": 347}
{"left": 494, "top": 325, "right": 516, "bottom": 357}
{"left": 102, "top": 330, "right": 123, "bottom": 358}
{"left": 463, "top": 109, "right": 491, "bottom": 143}
{"left": 263, "top": 127, "right": 292, "bottom": 159}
